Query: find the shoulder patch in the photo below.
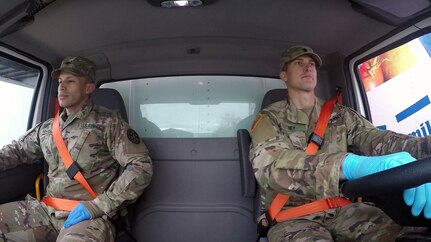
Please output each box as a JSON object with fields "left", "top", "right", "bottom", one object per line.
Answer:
{"left": 251, "top": 113, "right": 264, "bottom": 132}
{"left": 127, "top": 129, "right": 141, "bottom": 144}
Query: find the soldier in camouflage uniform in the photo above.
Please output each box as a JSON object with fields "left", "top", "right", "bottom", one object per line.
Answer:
{"left": 250, "top": 45, "right": 431, "bottom": 241}
{"left": 0, "top": 56, "right": 153, "bottom": 241}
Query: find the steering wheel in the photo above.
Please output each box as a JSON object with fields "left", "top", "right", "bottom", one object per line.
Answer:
{"left": 341, "top": 156, "right": 431, "bottom": 226}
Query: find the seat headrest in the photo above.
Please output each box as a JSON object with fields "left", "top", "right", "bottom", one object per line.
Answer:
{"left": 260, "top": 88, "right": 287, "bottom": 110}
{"left": 92, "top": 88, "right": 128, "bottom": 121}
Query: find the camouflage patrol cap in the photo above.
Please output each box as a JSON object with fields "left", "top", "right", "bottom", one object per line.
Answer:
{"left": 51, "top": 56, "right": 96, "bottom": 82}
{"left": 280, "top": 45, "right": 322, "bottom": 70}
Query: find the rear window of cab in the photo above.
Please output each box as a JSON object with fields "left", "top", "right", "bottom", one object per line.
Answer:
{"left": 101, "top": 76, "right": 285, "bottom": 138}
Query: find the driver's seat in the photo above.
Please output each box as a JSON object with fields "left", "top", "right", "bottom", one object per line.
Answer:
{"left": 241, "top": 88, "right": 431, "bottom": 241}
{"left": 237, "top": 88, "right": 286, "bottom": 242}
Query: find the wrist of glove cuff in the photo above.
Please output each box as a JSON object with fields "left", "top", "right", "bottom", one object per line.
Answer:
{"left": 81, "top": 200, "right": 104, "bottom": 219}
{"left": 342, "top": 151, "right": 415, "bottom": 180}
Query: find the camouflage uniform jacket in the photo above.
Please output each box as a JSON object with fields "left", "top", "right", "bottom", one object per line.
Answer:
{"left": 0, "top": 101, "right": 153, "bottom": 219}
{"left": 250, "top": 97, "right": 431, "bottom": 210}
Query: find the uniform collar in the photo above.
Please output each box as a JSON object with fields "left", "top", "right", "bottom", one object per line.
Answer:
{"left": 59, "top": 100, "right": 94, "bottom": 128}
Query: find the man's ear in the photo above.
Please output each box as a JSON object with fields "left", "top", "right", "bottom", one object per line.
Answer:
{"left": 279, "top": 71, "right": 286, "bottom": 81}
{"left": 86, "top": 83, "right": 96, "bottom": 94}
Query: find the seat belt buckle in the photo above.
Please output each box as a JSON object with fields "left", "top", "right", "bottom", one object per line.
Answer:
{"left": 66, "top": 161, "right": 80, "bottom": 180}
{"left": 257, "top": 211, "right": 275, "bottom": 239}
{"left": 308, "top": 132, "right": 324, "bottom": 149}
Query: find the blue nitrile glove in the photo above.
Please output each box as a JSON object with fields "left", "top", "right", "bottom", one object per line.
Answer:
{"left": 404, "top": 183, "right": 431, "bottom": 218}
{"left": 342, "top": 151, "right": 415, "bottom": 180}
{"left": 342, "top": 151, "right": 431, "bottom": 218}
{"left": 64, "top": 203, "right": 91, "bottom": 228}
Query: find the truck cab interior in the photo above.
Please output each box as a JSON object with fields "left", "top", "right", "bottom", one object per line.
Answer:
{"left": 1, "top": 0, "right": 431, "bottom": 241}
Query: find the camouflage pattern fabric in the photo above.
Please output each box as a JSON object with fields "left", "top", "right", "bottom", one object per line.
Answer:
{"left": 280, "top": 45, "right": 322, "bottom": 69}
{"left": 51, "top": 56, "right": 96, "bottom": 82}
{"left": 0, "top": 100, "right": 153, "bottom": 240}
{"left": 0, "top": 196, "right": 57, "bottom": 242}
{"left": 268, "top": 202, "right": 424, "bottom": 242}
{"left": 250, "top": 97, "right": 431, "bottom": 241}
{"left": 56, "top": 215, "right": 115, "bottom": 242}
{"left": 0, "top": 195, "right": 115, "bottom": 242}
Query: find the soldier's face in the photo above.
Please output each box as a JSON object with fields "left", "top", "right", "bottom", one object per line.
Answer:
{"left": 57, "top": 71, "right": 95, "bottom": 114}
{"left": 280, "top": 55, "right": 317, "bottom": 93}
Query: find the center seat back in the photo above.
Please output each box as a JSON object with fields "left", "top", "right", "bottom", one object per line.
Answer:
{"left": 130, "top": 137, "right": 256, "bottom": 242}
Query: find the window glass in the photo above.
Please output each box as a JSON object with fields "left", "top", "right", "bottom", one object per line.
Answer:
{"left": 357, "top": 33, "right": 431, "bottom": 136}
{"left": 101, "top": 76, "right": 285, "bottom": 138}
{"left": 0, "top": 56, "right": 39, "bottom": 146}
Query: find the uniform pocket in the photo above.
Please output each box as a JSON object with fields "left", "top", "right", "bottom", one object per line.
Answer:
{"left": 70, "top": 130, "right": 95, "bottom": 172}
{"left": 325, "top": 124, "right": 347, "bottom": 153}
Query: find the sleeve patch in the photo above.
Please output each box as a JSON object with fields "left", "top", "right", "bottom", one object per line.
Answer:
{"left": 251, "top": 113, "right": 264, "bottom": 132}
{"left": 127, "top": 129, "right": 141, "bottom": 144}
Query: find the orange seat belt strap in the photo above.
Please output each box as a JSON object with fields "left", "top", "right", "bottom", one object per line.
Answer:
{"left": 267, "top": 90, "right": 349, "bottom": 222}
{"left": 51, "top": 99, "right": 97, "bottom": 199}
{"left": 267, "top": 193, "right": 290, "bottom": 220}
{"left": 41, "top": 197, "right": 80, "bottom": 211}
{"left": 305, "top": 90, "right": 341, "bottom": 154}
{"left": 275, "top": 197, "right": 351, "bottom": 222}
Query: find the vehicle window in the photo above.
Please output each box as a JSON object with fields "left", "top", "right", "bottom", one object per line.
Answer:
{"left": 0, "top": 56, "right": 39, "bottom": 146}
{"left": 357, "top": 33, "right": 431, "bottom": 136}
{"left": 101, "top": 76, "right": 285, "bottom": 138}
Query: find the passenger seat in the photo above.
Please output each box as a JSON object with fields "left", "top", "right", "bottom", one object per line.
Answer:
{"left": 92, "top": 88, "right": 128, "bottom": 121}
{"left": 84, "top": 88, "right": 135, "bottom": 241}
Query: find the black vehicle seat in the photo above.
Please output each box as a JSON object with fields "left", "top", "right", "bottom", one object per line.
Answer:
{"left": 260, "top": 88, "right": 288, "bottom": 110}
{"left": 244, "top": 88, "right": 431, "bottom": 241}
{"left": 94, "top": 87, "right": 258, "bottom": 241}
{"left": 92, "top": 88, "right": 129, "bottom": 121}
{"left": 38, "top": 87, "right": 130, "bottom": 193}
{"left": 237, "top": 88, "right": 287, "bottom": 242}
{"left": 91, "top": 88, "right": 137, "bottom": 242}
{"left": 35, "top": 88, "right": 135, "bottom": 241}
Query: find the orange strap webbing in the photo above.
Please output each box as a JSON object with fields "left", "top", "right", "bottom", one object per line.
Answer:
{"left": 304, "top": 90, "right": 341, "bottom": 155}
{"left": 268, "top": 90, "right": 351, "bottom": 223}
{"left": 42, "top": 197, "right": 81, "bottom": 211}
{"left": 42, "top": 100, "right": 97, "bottom": 211}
